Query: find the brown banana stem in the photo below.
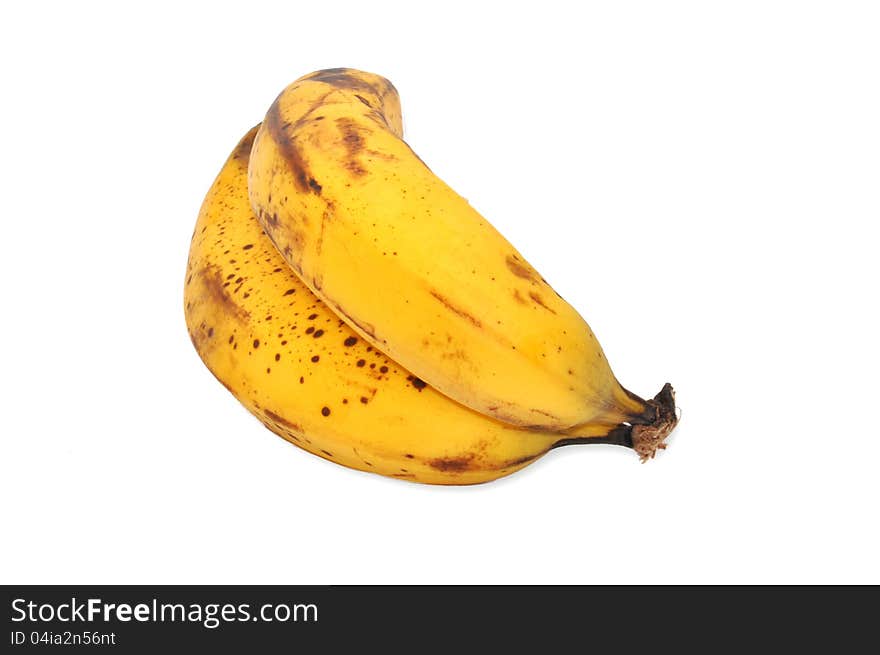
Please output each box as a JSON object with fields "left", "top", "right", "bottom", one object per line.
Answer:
{"left": 552, "top": 383, "right": 678, "bottom": 461}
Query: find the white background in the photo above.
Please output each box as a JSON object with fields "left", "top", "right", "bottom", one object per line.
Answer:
{"left": 1, "top": 1, "right": 878, "bottom": 584}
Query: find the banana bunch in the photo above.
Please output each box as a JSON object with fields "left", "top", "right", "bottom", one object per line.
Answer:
{"left": 184, "top": 69, "right": 678, "bottom": 484}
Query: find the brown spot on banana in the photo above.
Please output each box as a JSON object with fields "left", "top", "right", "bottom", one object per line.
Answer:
{"left": 428, "top": 455, "right": 475, "bottom": 472}
{"left": 439, "top": 348, "right": 470, "bottom": 362}
{"left": 314, "top": 199, "right": 334, "bottom": 258}
{"left": 364, "top": 147, "right": 397, "bottom": 161}
{"left": 529, "top": 291, "right": 556, "bottom": 314}
{"left": 529, "top": 408, "right": 561, "bottom": 420}
{"left": 406, "top": 375, "right": 428, "bottom": 391}
{"left": 267, "top": 226, "right": 305, "bottom": 274}
{"left": 263, "top": 409, "right": 303, "bottom": 436}
{"left": 198, "top": 264, "right": 250, "bottom": 323}
{"left": 265, "top": 98, "right": 312, "bottom": 194}
{"left": 335, "top": 117, "right": 369, "bottom": 177}
{"left": 505, "top": 254, "right": 538, "bottom": 283}
{"left": 512, "top": 289, "right": 527, "bottom": 304}
{"left": 264, "top": 91, "right": 333, "bottom": 195}
{"left": 429, "top": 290, "right": 482, "bottom": 328}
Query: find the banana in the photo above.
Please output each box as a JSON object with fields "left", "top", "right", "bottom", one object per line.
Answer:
{"left": 184, "top": 127, "right": 643, "bottom": 485}
{"left": 247, "top": 68, "right": 677, "bottom": 448}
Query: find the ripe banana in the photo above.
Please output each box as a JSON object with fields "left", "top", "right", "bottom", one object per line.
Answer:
{"left": 185, "top": 127, "right": 643, "bottom": 485}
{"left": 248, "top": 68, "right": 676, "bottom": 447}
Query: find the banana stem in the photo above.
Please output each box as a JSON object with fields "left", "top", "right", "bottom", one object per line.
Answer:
{"left": 553, "top": 383, "right": 678, "bottom": 462}
{"left": 629, "top": 383, "right": 678, "bottom": 462}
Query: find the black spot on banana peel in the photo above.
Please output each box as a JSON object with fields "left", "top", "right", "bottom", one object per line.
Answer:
{"left": 406, "top": 375, "right": 427, "bottom": 391}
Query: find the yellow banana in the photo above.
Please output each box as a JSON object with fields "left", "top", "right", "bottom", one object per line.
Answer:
{"left": 184, "top": 127, "right": 642, "bottom": 485}
{"left": 247, "top": 68, "right": 677, "bottom": 449}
